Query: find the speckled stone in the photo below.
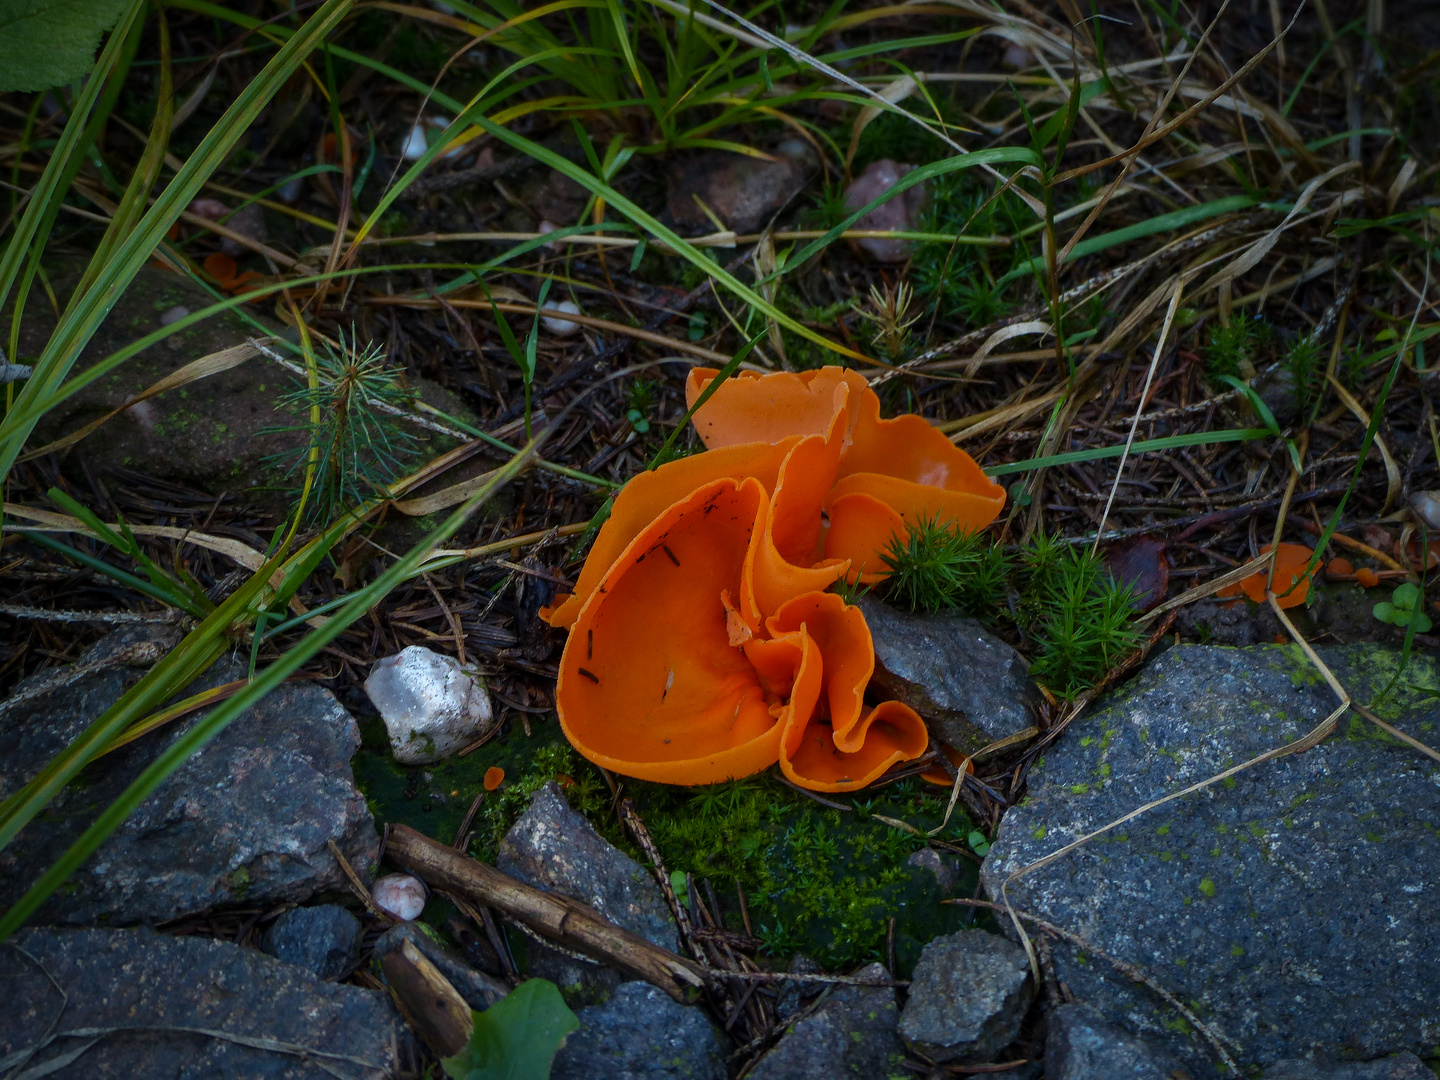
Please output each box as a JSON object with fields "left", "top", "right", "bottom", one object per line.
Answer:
{"left": 551, "top": 981, "right": 727, "bottom": 1080}
{"left": 859, "top": 596, "right": 1036, "bottom": 752}
{"left": 261, "top": 905, "right": 361, "bottom": 981}
{"left": 1263, "top": 1054, "right": 1438, "bottom": 1079}
{"left": 982, "top": 644, "right": 1440, "bottom": 1077}
{"left": 0, "top": 628, "right": 379, "bottom": 926}
{"left": 898, "top": 930, "right": 1033, "bottom": 1063}
{"left": 498, "top": 782, "right": 676, "bottom": 1001}
{"left": 746, "top": 963, "right": 904, "bottom": 1080}
{"left": 0, "top": 926, "right": 412, "bottom": 1078}
{"left": 1045, "top": 1003, "right": 1182, "bottom": 1079}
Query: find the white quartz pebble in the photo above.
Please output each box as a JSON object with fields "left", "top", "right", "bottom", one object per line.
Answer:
{"left": 364, "top": 646, "right": 493, "bottom": 764}
{"left": 371, "top": 874, "right": 427, "bottom": 921}
{"left": 540, "top": 300, "right": 582, "bottom": 336}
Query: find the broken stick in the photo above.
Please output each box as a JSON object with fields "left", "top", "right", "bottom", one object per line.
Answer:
{"left": 385, "top": 824, "right": 707, "bottom": 1002}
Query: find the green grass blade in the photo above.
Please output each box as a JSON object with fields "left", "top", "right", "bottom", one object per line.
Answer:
{"left": 983, "top": 428, "right": 1271, "bottom": 476}
{"left": 0, "top": 0, "right": 355, "bottom": 484}
{"left": 999, "top": 195, "right": 1259, "bottom": 286}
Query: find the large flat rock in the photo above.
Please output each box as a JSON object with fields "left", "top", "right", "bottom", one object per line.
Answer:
{"left": 0, "top": 926, "right": 411, "bottom": 1078}
{"left": 0, "top": 627, "right": 379, "bottom": 925}
{"left": 981, "top": 644, "right": 1440, "bottom": 1077}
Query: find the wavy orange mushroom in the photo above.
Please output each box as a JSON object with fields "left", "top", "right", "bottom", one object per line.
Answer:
{"left": 546, "top": 366, "right": 1007, "bottom": 792}
{"left": 1218, "top": 542, "right": 1314, "bottom": 609}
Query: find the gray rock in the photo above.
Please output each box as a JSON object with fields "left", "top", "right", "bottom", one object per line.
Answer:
{"left": 0, "top": 627, "right": 379, "bottom": 925}
{"left": 551, "top": 981, "right": 728, "bottom": 1080}
{"left": 667, "top": 147, "right": 807, "bottom": 235}
{"left": 905, "top": 847, "right": 959, "bottom": 894}
{"left": 859, "top": 596, "right": 1037, "bottom": 752}
{"left": 261, "top": 905, "right": 361, "bottom": 981}
{"left": 746, "top": 963, "right": 904, "bottom": 1080}
{"left": 0, "top": 925, "right": 412, "bottom": 1078}
{"left": 373, "top": 922, "right": 508, "bottom": 1010}
{"left": 1045, "top": 1003, "right": 1183, "bottom": 1079}
{"left": 774, "top": 954, "right": 823, "bottom": 1023}
{"left": 1262, "top": 1054, "right": 1438, "bottom": 1079}
{"left": 898, "top": 930, "right": 1033, "bottom": 1063}
{"left": 981, "top": 644, "right": 1440, "bottom": 1077}
{"left": 498, "top": 782, "right": 676, "bottom": 1001}
{"left": 842, "top": 159, "right": 928, "bottom": 262}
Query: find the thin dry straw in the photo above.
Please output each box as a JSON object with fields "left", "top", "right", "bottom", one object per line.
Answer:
{"left": 1090, "top": 277, "right": 1184, "bottom": 553}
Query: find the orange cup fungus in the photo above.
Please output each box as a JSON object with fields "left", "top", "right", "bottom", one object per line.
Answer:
{"left": 1217, "top": 542, "right": 1315, "bottom": 609}
{"left": 541, "top": 367, "right": 1005, "bottom": 792}
{"left": 483, "top": 766, "right": 505, "bottom": 791}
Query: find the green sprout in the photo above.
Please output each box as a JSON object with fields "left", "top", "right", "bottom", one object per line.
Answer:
{"left": 1024, "top": 540, "right": 1143, "bottom": 699}
{"left": 1374, "top": 582, "right": 1433, "bottom": 633}
{"left": 880, "top": 515, "right": 1010, "bottom": 617}
{"left": 269, "top": 329, "right": 419, "bottom": 524}
{"left": 1205, "top": 315, "right": 1269, "bottom": 381}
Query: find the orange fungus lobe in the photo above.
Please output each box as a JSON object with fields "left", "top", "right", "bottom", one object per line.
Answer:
{"left": 484, "top": 766, "right": 504, "bottom": 791}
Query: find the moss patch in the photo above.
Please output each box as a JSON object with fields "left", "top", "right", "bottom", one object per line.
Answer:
{"left": 353, "top": 715, "right": 981, "bottom": 972}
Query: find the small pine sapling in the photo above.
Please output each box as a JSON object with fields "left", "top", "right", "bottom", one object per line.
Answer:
{"left": 269, "top": 329, "right": 419, "bottom": 523}
{"left": 880, "top": 515, "right": 1010, "bottom": 617}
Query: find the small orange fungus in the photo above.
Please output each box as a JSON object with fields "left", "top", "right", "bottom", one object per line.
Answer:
{"left": 1327, "top": 557, "right": 1354, "bottom": 578}
{"left": 920, "top": 743, "right": 978, "bottom": 788}
{"left": 1217, "top": 543, "right": 1314, "bottom": 609}
{"left": 1356, "top": 567, "right": 1380, "bottom": 588}
{"left": 202, "top": 251, "right": 264, "bottom": 296}
{"left": 483, "top": 766, "right": 505, "bottom": 791}
{"left": 543, "top": 368, "right": 1005, "bottom": 792}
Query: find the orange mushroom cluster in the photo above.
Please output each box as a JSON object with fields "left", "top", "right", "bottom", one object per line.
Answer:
{"left": 541, "top": 367, "right": 1007, "bottom": 792}
{"left": 1217, "top": 542, "right": 1315, "bottom": 609}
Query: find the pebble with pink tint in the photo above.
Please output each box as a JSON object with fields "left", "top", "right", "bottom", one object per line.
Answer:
{"left": 371, "top": 873, "right": 427, "bottom": 921}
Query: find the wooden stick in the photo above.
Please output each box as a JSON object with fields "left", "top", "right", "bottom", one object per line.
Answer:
{"left": 381, "top": 939, "right": 473, "bottom": 1057}
{"left": 385, "top": 825, "right": 706, "bottom": 1002}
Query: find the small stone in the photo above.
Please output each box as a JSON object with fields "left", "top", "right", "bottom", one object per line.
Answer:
{"left": 540, "top": 300, "right": 582, "bottom": 336}
{"left": 774, "top": 953, "right": 823, "bottom": 1023}
{"left": 1262, "top": 1055, "right": 1438, "bottom": 1079}
{"left": 531, "top": 170, "right": 590, "bottom": 225}
{"left": 843, "top": 159, "right": 928, "bottom": 263}
{"left": 858, "top": 596, "right": 1037, "bottom": 752}
{"left": 1045, "top": 1004, "right": 1182, "bottom": 1079}
{"left": 905, "top": 847, "right": 957, "bottom": 893}
{"left": 372, "top": 873, "right": 427, "bottom": 921}
{"left": 1, "top": 926, "right": 411, "bottom": 1078}
{"left": 498, "top": 782, "right": 675, "bottom": 1000}
{"left": 667, "top": 149, "right": 805, "bottom": 235}
{"left": 364, "top": 646, "right": 494, "bottom": 764}
{"left": 261, "top": 904, "right": 361, "bottom": 981}
{"left": 374, "top": 922, "right": 508, "bottom": 1010}
{"left": 1410, "top": 491, "right": 1440, "bottom": 532}
{"left": 218, "top": 203, "right": 268, "bottom": 257}
{"left": 898, "top": 930, "right": 1033, "bottom": 1063}
{"left": 551, "top": 981, "right": 728, "bottom": 1080}
{"left": 159, "top": 304, "right": 189, "bottom": 326}
{"left": 747, "top": 963, "right": 904, "bottom": 1080}
{"left": 400, "top": 123, "right": 429, "bottom": 161}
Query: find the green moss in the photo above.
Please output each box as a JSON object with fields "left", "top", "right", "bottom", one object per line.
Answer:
{"left": 1199, "top": 877, "right": 1217, "bottom": 898}
{"left": 353, "top": 718, "right": 979, "bottom": 970}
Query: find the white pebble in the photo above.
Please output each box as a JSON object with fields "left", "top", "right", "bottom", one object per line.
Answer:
{"left": 159, "top": 305, "right": 189, "bottom": 326}
{"left": 1412, "top": 491, "right": 1440, "bottom": 532}
{"left": 540, "top": 300, "right": 582, "bottom": 336}
{"left": 400, "top": 124, "right": 429, "bottom": 161}
{"left": 365, "top": 646, "right": 493, "bottom": 764}
{"left": 372, "top": 874, "right": 427, "bottom": 921}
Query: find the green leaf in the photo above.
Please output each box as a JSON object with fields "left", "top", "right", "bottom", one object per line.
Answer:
{"left": 1373, "top": 602, "right": 1397, "bottom": 625}
{"left": 442, "top": 979, "right": 580, "bottom": 1080}
{"left": 0, "top": 0, "right": 131, "bottom": 91}
{"left": 1391, "top": 582, "right": 1421, "bottom": 612}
